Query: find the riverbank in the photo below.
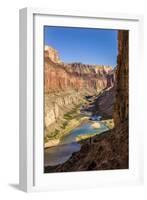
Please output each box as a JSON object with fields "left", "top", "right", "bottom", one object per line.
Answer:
{"left": 44, "top": 120, "right": 110, "bottom": 167}
{"left": 45, "top": 116, "right": 89, "bottom": 148}
{"left": 75, "top": 119, "right": 114, "bottom": 142}
{"left": 44, "top": 120, "right": 128, "bottom": 173}
{"left": 101, "top": 119, "right": 114, "bottom": 129}
{"left": 44, "top": 101, "right": 90, "bottom": 148}
{"left": 44, "top": 90, "right": 114, "bottom": 149}
{"left": 44, "top": 92, "right": 115, "bottom": 168}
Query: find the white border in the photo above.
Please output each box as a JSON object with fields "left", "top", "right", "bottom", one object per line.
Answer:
{"left": 19, "top": 8, "right": 144, "bottom": 192}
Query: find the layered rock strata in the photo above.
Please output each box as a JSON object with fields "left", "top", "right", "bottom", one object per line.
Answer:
{"left": 44, "top": 54, "right": 112, "bottom": 94}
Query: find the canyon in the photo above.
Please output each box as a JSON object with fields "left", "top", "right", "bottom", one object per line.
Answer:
{"left": 44, "top": 45, "right": 115, "bottom": 143}
{"left": 45, "top": 30, "right": 129, "bottom": 172}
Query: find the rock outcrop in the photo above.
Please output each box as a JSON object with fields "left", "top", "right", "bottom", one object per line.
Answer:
{"left": 106, "top": 69, "right": 116, "bottom": 88}
{"left": 45, "top": 30, "right": 129, "bottom": 172}
{"left": 45, "top": 45, "right": 61, "bottom": 63}
{"left": 114, "top": 31, "right": 129, "bottom": 125}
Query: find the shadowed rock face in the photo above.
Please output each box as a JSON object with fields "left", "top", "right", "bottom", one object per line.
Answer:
{"left": 92, "top": 69, "right": 116, "bottom": 118}
{"left": 93, "top": 87, "right": 115, "bottom": 118}
{"left": 45, "top": 30, "right": 129, "bottom": 173}
{"left": 114, "top": 31, "right": 129, "bottom": 125}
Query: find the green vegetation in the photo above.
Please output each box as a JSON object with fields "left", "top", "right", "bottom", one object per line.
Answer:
{"left": 61, "top": 121, "right": 68, "bottom": 129}
{"left": 44, "top": 129, "right": 60, "bottom": 142}
{"left": 44, "top": 103, "right": 88, "bottom": 145}
{"left": 63, "top": 104, "right": 82, "bottom": 120}
{"left": 101, "top": 119, "right": 114, "bottom": 129}
{"left": 76, "top": 133, "right": 96, "bottom": 142}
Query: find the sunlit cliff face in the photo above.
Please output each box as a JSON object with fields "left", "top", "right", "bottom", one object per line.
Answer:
{"left": 44, "top": 45, "right": 114, "bottom": 94}
{"left": 44, "top": 45, "right": 61, "bottom": 63}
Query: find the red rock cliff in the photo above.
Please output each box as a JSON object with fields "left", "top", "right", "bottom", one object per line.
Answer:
{"left": 44, "top": 45, "right": 113, "bottom": 94}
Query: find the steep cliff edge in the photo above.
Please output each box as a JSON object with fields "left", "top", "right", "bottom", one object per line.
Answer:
{"left": 45, "top": 30, "right": 129, "bottom": 172}
{"left": 114, "top": 31, "right": 129, "bottom": 125}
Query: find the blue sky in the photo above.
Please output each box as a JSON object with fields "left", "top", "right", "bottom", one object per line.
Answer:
{"left": 44, "top": 26, "right": 118, "bottom": 67}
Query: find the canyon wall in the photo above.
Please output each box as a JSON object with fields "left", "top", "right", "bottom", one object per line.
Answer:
{"left": 44, "top": 47, "right": 112, "bottom": 94}
{"left": 92, "top": 68, "right": 116, "bottom": 118}
{"left": 44, "top": 92, "right": 84, "bottom": 133}
{"left": 114, "top": 31, "right": 129, "bottom": 125}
